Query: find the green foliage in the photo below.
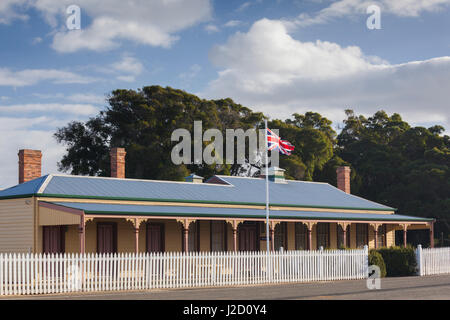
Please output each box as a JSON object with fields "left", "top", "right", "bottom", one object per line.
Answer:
{"left": 54, "top": 86, "right": 336, "bottom": 182}
{"left": 54, "top": 87, "right": 449, "bottom": 241}
{"left": 369, "top": 249, "right": 387, "bottom": 278}
{"left": 327, "top": 109, "right": 450, "bottom": 242}
{"left": 54, "top": 86, "right": 264, "bottom": 181}
{"left": 376, "top": 246, "right": 417, "bottom": 277}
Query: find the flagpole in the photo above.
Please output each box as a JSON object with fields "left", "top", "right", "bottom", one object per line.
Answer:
{"left": 264, "top": 119, "right": 271, "bottom": 280}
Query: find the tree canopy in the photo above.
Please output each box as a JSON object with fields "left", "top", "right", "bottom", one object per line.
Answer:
{"left": 55, "top": 86, "right": 449, "bottom": 242}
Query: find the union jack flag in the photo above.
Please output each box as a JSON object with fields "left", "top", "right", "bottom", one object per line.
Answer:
{"left": 267, "top": 128, "right": 295, "bottom": 155}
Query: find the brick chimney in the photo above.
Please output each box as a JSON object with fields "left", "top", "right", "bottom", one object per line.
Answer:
{"left": 110, "top": 147, "right": 126, "bottom": 179}
{"left": 336, "top": 166, "right": 351, "bottom": 194}
{"left": 18, "top": 149, "right": 42, "bottom": 184}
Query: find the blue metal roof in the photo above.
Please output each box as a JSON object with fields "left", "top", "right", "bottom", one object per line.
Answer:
{"left": 47, "top": 202, "right": 431, "bottom": 222}
{"left": 0, "top": 175, "right": 49, "bottom": 197}
{"left": 0, "top": 174, "right": 395, "bottom": 211}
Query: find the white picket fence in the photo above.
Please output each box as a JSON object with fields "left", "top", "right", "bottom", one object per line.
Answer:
{"left": 416, "top": 245, "right": 450, "bottom": 276}
{"left": 0, "top": 248, "right": 368, "bottom": 296}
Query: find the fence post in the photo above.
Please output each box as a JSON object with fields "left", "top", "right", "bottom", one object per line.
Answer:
{"left": 416, "top": 244, "right": 423, "bottom": 276}
{"left": 363, "top": 245, "right": 369, "bottom": 279}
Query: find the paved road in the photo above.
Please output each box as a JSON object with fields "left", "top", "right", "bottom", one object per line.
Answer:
{"left": 2, "top": 275, "right": 449, "bottom": 300}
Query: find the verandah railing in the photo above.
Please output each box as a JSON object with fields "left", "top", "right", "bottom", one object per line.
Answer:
{"left": 416, "top": 245, "right": 450, "bottom": 276}
{"left": 0, "top": 248, "right": 368, "bottom": 296}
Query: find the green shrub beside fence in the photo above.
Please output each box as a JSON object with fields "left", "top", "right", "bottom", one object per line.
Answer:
{"left": 377, "top": 246, "right": 417, "bottom": 277}
{"left": 369, "top": 250, "right": 387, "bottom": 278}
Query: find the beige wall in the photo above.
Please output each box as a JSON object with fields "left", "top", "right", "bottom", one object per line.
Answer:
{"left": 386, "top": 224, "right": 395, "bottom": 247}
{"left": 0, "top": 198, "right": 34, "bottom": 253}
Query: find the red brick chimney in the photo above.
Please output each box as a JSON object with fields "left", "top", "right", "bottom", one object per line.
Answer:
{"left": 18, "top": 149, "right": 42, "bottom": 184}
{"left": 110, "top": 147, "right": 126, "bottom": 179}
{"left": 336, "top": 166, "right": 351, "bottom": 194}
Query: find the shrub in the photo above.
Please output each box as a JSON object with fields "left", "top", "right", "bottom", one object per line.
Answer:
{"left": 369, "top": 249, "right": 387, "bottom": 278}
{"left": 377, "top": 246, "right": 417, "bottom": 277}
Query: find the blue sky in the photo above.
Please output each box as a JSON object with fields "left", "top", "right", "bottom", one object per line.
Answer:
{"left": 0, "top": 0, "right": 449, "bottom": 188}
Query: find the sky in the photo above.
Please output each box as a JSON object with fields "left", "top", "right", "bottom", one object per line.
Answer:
{"left": 0, "top": 0, "right": 449, "bottom": 189}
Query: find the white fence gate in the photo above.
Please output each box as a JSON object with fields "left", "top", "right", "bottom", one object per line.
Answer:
{"left": 0, "top": 248, "right": 368, "bottom": 296}
{"left": 416, "top": 245, "right": 450, "bottom": 276}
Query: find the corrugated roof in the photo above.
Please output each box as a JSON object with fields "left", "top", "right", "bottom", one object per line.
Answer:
{"left": 0, "top": 173, "right": 395, "bottom": 211}
{"left": 47, "top": 201, "right": 431, "bottom": 222}
{"left": 0, "top": 175, "right": 49, "bottom": 198}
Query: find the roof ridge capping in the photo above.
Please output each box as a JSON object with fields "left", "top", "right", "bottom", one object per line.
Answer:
{"left": 46, "top": 173, "right": 234, "bottom": 187}
{"left": 216, "top": 175, "right": 331, "bottom": 185}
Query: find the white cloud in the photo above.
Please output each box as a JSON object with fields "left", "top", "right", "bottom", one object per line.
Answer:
{"left": 109, "top": 56, "right": 144, "bottom": 82}
{"left": 224, "top": 20, "right": 242, "bottom": 28}
{"left": 26, "top": 0, "right": 212, "bottom": 52}
{"left": 236, "top": 0, "right": 263, "bottom": 12}
{"left": 67, "top": 93, "right": 106, "bottom": 105}
{"left": 0, "top": 120, "right": 65, "bottom": 189}
{"left": 0, "top": 0, "right": 28, "bottom": 24}
{"left": 111, "top": 56, "right": 143, "bottom": 75}
{"left": 0, "top": 103, "right": 99, "bottom": 116}
{"left": 32, "top": 37, "right": 43, "bottom": 45}
{"left": 205, "top": 18, "right": 450, "bottom": 131}
{"left": 0, "top": 68, "right": 96, "bottom": 87}
{"left": 294, "top": 0, "right": 450, "bottom": 27}
{"left": 236, "top": 2, "right": 253, "bottom": 12}
{"left": 205, "top": 24, "right": 220, "bottom": 33}
{"left": 33, "top": 92, "right": 106, "bottom": 104}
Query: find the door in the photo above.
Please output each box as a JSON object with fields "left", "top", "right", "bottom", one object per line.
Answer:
{"left": 210, "top": 221, "right": 226, "bottom": 252}
{"left": 43, "top": 226, "right": 65, "bottom": 254}
{"left": 147, "top": 223, "right": 164, "bottom": 253}
{"left": 97, "top": 223, "right": 117, "bottom": 254}
{"left": 238, "top": 222, "right": 258, "bottom": 251}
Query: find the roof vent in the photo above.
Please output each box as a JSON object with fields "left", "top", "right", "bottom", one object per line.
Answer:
{"left": 260, "top": 166, "right": 286, "bottom": 183}
{"left": 184, "top": 174, "right": 204, "bottom": 184}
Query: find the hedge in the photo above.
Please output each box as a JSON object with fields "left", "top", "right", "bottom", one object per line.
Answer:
{"left": 376, "top": 246, "right": 417, "bottom": 277}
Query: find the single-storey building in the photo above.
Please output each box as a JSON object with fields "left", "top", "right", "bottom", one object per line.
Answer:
{"left": 0, "top": 148, "right": 434, "bottom": 254}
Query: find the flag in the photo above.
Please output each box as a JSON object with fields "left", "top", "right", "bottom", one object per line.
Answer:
{"left": 267, "top": 128, "right": 295, "bottom": 155}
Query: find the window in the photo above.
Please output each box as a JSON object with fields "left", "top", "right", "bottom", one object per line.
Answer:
{"left": 316, "top": 223, "right": 330, "bottom": 249}
{"left": 337, "top": 224, "right": 345, "bottom": 248}
{"left": 295, "top": 223, "right": 308, "bottom": 250}
{"left": 188, "top": 221, "right": 200, "bottom": 252}
{"left": 377, "top": 225, "right": 387, "bottom": 248}
{"left": 147, "top": 223, "right": 165, "bottom": 253}
{"left": 346, "top": 225, "right": 351, "bottom": 247}
{"left": 97, "top": 222, "right": 117, "bottom": 254}
{"left": 337, "top": 224, "right": 351, "bottom": 248}
{"left": 210, "top": 221, "right": 226, "bottom": 252}
{"left": 274, "top": 222, "right": 287, "bottom": 251}
{"left": 356, "top": 224, "right": 368, "bottom": 248}
{"left": 43, "top": 226, "right": 66, "bottom": 254}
